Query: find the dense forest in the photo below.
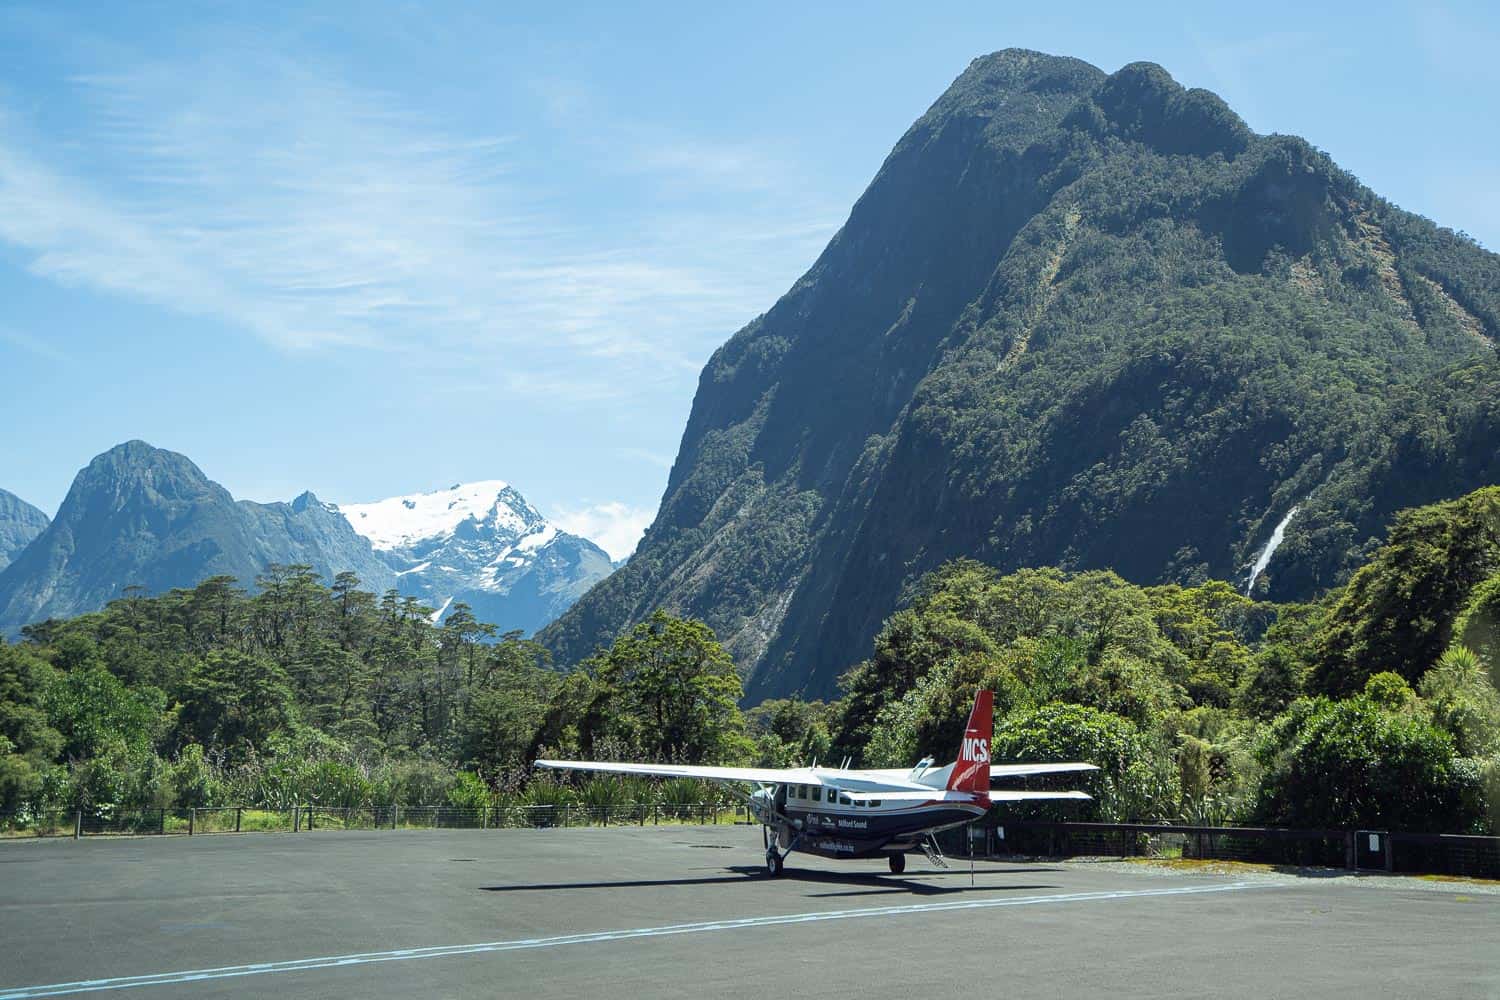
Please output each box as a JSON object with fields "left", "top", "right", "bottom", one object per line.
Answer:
{"left": 2, "top": 487, "right": 1498, "bottom": 834}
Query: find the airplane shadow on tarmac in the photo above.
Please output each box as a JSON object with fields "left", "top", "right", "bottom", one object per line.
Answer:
{"left": 479, "top": 866, "right": 1064, "bottom": 899}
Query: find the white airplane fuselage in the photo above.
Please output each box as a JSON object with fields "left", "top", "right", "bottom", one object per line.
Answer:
{"left": 748, "top": 768, "right": 985, "bottom": 860}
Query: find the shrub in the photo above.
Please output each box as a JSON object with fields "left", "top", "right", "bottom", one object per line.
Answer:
{"left": 1419, "top": 647, "right": 1500, "bottom": 756}
{"left": 1252, "top": 696, "right": 1479, "bottom": 832}
{"left": 990, "top": 703, "right": 1172, "bottom": 821}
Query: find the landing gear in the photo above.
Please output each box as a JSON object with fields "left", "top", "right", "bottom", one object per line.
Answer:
{"left": 888, "top": 853, "right": 906, "bottom": 875}
{"left": 765, "top": 848, "right": 785, "bottom": 877}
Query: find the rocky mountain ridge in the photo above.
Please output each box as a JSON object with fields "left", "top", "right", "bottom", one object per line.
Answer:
{"left": 337, "top": 481, "right": 613, "bottom": 635}
{"left": 0, "top": 443, "right": 613, "bottom": 637}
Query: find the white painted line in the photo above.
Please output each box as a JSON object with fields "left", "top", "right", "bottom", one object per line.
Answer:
{"left": 0, "top": 882, "right": 1260, "bottom": 998}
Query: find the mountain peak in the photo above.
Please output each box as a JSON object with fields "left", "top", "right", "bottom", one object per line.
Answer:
{"left": 95, "top": 438, "right": 186, "bottom": 465}
{"left": 337, "top": 479, "right": 613, "bottom": 634}
{"left": 1085, "top": 59, "right": 1252, "bottom": 158}
{"left": 919, "top": 48, "right": 1104, "bottom": 143}
{"left": 337, "top": 480, "right": 520, "bottom": 551}
{"left": 65, "top": 440, "right": 221, "bottom": 515}
{"left": 289, "top": 490, "right": 332, "bottom": 514}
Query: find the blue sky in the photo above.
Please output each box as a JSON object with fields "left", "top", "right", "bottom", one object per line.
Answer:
{"left": 1, "top": 1, "right": 1496, "bottom": 559}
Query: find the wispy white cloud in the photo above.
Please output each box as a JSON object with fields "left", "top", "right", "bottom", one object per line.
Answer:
{"left": 0, "top": 41, "right": 837, "bottom": 402}
{"left": 549, "top": 500, "right": 655, "bottom": 562}
{"left": 615, "top": 446, "right": 675, "bottom": 470}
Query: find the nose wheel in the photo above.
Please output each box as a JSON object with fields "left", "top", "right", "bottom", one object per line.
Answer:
{"left": 765, "top": 848, "right": 784, "bottom": 877}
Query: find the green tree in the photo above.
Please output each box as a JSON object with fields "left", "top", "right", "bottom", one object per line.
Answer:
{"left": 1419, "top": 646, "right": 1500, "bottom": 757}
{"left": 0, "top": 644, "right": 63, "bottom": 811}
{"left": 989, "top": 703, "right": 1171, "bottom": 821}
{"left": 1308, "top": 488, "right": 1500, "bottom": 695}
{"left": 45, "top": 664, "right": 162, "bottom": 761}
{"left": 1454, "top": 575, "right": 1500, "bottom": 676}
{"left": 1252, "top": 696, "right": 1478, "bottom": 832}
{"left": 585, "top": 611, "right": 749, "bottom": 763}
{"left": 174, "top": 650, "right": 295, "bottom": 759}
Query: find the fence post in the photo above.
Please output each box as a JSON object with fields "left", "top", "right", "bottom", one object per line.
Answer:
{"left": 293, "top": 805, "right": 300, "bottom": 833}
{"left": 160, "top": 807, "right": 166, "bottom": 835}
{"left": 74, "top": 811, "right": 81, "bottom": 840}
{"left": 1344, "top": 831, "right": 1355, "bottom": 869}
{"left": 640, "top": 802, "right": 645, "bottom": 826}
{"left": 482, "top": 806, "right": 488, "bottom": 830}
{"left": 188, "top": 808, "right": 195, "bottom": 836}
{"left": 235, "top": 807, "right": 242, "bottom": 834}
{"left": 393, "top": 804, "right": 399, "bottom": 830}
{"left": 1385, "top": 832, "right": 1394, "bottom": 873}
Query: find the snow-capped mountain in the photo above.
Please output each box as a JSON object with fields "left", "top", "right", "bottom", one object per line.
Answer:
{"left": 336, "top": 481, "right": 614, "bottom": 635}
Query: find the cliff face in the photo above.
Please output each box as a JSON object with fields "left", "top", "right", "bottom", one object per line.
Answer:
{"left": 540, "top": 50, "right": 1500, "bottom": 700}
{"left": 0, "top": 489, "right": 48, "bottom": 572}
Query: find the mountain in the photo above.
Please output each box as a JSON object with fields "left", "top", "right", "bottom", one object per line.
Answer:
{"left": 337, "top": 482, "right": 614, "bottom": 635}
{"left": 540, "top": 49, "right": 1500, "bottom": 701}
{"left": 0, "top": 441, "right": 395, "bottom": 633}
{"left": 0, "top": 489, "right": 49, "bottom": 572}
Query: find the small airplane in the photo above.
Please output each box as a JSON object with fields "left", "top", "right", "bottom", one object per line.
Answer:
{"left": 536, "top": 689, "right": 1096, "bottom": 876}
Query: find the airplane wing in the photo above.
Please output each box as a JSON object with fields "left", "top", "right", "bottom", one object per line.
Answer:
{"left": 842, "top": 789, "right": 1092, "bottom": 804}
{"left": 986, "top": 789, "right": 1092, "bottom": 801}
{"left": 990, "top": 763, "right": 1099, "bottom": 778}
{"left": 534, "top": 759, "right": 810, "bottom": 785}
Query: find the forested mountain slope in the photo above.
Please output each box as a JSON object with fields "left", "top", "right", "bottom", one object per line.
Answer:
{"left": 0, "top": 441, "right": 396, "bottom": 633}
{"left": 0, "top": 489, "right": 48, "bottom": 572}
{"left": 541, "top": 49, "right": 1500, "bottom": 700}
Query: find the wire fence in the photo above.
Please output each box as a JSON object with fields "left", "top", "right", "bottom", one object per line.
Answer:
{"left": 0, "top": 802, "right": 750, "bottom": 839}
{"left": 972, "top": 820, "right": 1500, "bottom": 879}
{"left": 4, "top": 807, "right": 1496, "bottom": 880}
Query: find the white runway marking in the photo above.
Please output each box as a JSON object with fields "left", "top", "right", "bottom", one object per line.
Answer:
{"left": 0, "top": 882, "right": 1260, "bottom": 998}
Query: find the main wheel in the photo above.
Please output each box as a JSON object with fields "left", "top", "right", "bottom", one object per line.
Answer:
{"left": 766, "top": 850, "right": 784, "bottom": 877}
{"left": 888, "top": 853, "right": 906, "bottom": 874}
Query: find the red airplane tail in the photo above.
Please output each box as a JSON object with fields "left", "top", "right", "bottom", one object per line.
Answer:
{"left": 946, "top": 689, "right": 993, "bottom": 793}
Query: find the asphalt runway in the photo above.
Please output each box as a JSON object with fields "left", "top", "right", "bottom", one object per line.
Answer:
{"left": 1, "top": 824, "right": 1496, "bottom": 999}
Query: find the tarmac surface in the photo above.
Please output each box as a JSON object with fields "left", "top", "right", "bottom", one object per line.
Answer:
{"left": 1, "top": 824, "right": 1497, "bottom": 999}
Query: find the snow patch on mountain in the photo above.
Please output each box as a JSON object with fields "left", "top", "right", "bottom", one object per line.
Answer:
{"left": 332, "top": 481, "right": 615, "bottom": 635}
{"left": 338, "top": 481, "right": 517, "bottom": 551}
